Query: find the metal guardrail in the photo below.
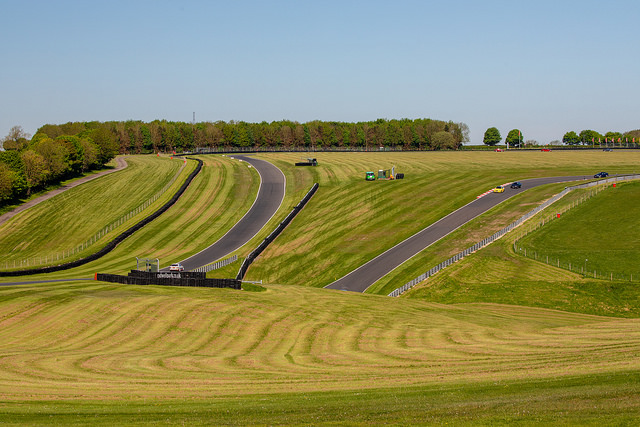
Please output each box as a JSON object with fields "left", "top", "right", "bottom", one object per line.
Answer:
{"left": 388, "top": 174, "right": 640, "bottom": 297}
{"left": 190, "top": 255, "right": 238, "bottom": 273}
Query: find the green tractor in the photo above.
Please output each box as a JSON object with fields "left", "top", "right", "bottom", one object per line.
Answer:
{"left": 365, "top": 171, "right": 376, "bottom": 181}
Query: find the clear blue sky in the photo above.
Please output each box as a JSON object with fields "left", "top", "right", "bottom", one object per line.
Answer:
{"left": 1, "top": 0, "right": 639, "bottom": 145}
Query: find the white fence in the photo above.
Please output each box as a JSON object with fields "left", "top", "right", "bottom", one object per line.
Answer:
{"left": 388, "top": 174, "right": 640, "bottom": 297}
{"left": 190, "top": 255, "right": 238, "bottom": 273}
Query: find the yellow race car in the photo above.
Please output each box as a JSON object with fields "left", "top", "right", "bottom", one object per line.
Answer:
{"left": 492, "top": 185, "right": 505, "bottom": 193}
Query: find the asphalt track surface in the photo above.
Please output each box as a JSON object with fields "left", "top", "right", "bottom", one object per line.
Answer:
{"left": 173, "top": 155, "right": 286, "bottom": 271}
{"left": 326, "top": 175, "right": 592, "bottom": 293}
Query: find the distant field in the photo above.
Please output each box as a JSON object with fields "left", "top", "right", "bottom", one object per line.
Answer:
{"left": 245, "top": 150, "right": 640, "bottom": 290}
{"left": 515, "top": 180, "right": 640, "bottom": 280}
{"left": 0, "top": 281, "right": 639, "bottom": 424}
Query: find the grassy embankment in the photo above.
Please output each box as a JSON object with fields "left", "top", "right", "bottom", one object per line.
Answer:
{"left": 0, "top": 280, "right": 639, "bottom": 424}
{"left": 0, "top": 155, "right": 186, "bottom": 268}
{"left": 403, "top": 181, "right": 640, "bottom": 318}
{"left": 0, "top": 154, "right": 260, "bottom": 278}
{"left": 0, "top": 158, "right": 123, "bottom": 217}
{"left": 241, "top": 150, "right": 640, "bottom": 291}
{"left": 1, "top": 151, "right": 640, "bottom": 423}
{"left": 515, "top": 180, "right": 640, "bottom": 280}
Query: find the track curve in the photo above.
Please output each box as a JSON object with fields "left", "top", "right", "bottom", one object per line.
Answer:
{"left": 326, "top": 175, "right": 592, "bottom": 293}
{"left": 176, "top": 155, "right": 286, "bottom": 271}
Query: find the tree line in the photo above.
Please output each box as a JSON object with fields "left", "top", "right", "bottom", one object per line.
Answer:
{"left": 34, "top": 118, "right": 469, "bottom": 154}
{"left": 483, "top": 127, "right": 640, "bottom": 147}
{"left": 561, "top": 129, "right": 640, "bottom": 145}
{"left": 0, "top": 126, "right": 118, "bottom": 203}
{"left": 1, "top": 118, "right": 468, "bottom": 205}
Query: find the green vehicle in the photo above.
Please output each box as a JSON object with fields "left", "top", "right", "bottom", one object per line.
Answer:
{"left": 365, "top": 171, "right": 376, "bottom": 181}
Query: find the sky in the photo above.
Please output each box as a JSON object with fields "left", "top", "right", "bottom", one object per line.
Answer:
{"left": 1, "top": 0, "right": 639, "bottom": 145}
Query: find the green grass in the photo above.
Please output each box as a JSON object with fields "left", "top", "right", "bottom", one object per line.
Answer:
{"left": 0, "top": 154, "right": 259, "bottom": 278}
{"left": 0, "top": 155, "right": 186, "bottom": 267}
{"left": 245, "top": 150, "right": 640, "bottom": 290}
{"left": 2, "top": 151, "right": 640, "bottom": 423}
{"left": 1, "top": 371, "right": 640, "bottom": 425}
{"left": 515, "top": 180, "right": 640, "bottom": 280}
{"left": 0, "top": 280, "right": 639, "bottom": 424}
{"left": 366, "top": 181, "right": 571, "bottom": 295}
{"left": 401, "top": 183, "right": 640, "bottom": 317}
{"left": 0, "top": 158, "right": 121, "bottom": 217}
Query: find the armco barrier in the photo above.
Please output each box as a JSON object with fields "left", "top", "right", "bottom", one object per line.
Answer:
{"left": 96, "top": 270, "right": 241, "bottom": 289}
{"left": 0, "top": 158, "right": 204, "bottom": 277}
{"left": 191, "top": 255, "right": 238, "bottom": 273}
{"left": 388, "top": 174, "right": 640, "bottom": 297}
{"left": 236, "top": 183, "right": 319, "bottom": 280}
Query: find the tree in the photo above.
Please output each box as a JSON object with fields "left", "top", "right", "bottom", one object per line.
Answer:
{"left": 605, "top": 131, "right": 623, "bottom": 143}
{"left": 483, "top": 127, "right": 501, "bottom": 146}
{"left": 2, "top": 126, "right": 30, "bottom": 151}
{"left": 562, "top": 131, "right": 579, "bottom": 145}
{"left": 624, "top": 129, "right": 640, "bottom": 141}
{"left": 0, "top": 163, "right": 14, "bottom": 200}
{"left": 33, "top": 137, "right": 69, "bottom": 179}
{"left": 579, "top": 129, "right": 602, "bottom": 145}
{"left": 79, "top": 139, "right": 99, "bottom": 172}
{"left": 505, "top": 129, "right": 523, "bottom": 148}
{"left": 454, "top": 122, "right": 470, "bottom": 145}
{"left": 88, "top": 127, "right": 118, "bottom": 163}
{"left": 431, "top": 131, "right": 456, "bottom": 150}
{"left": 20, "top": 150, "right": 48, "bottom": 195}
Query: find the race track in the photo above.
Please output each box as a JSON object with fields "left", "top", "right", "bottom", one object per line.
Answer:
{"left": 175, "top": 155, "right": 286, "bottom": 271}
{"left": 326, "top": 175, "right": 591, "bottom": 293}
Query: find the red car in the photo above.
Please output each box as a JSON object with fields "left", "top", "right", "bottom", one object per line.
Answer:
{"left": 541, "top": 148, "right": 551, "bottom": 152}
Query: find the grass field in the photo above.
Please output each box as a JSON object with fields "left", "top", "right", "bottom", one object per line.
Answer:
{"left": 515, "top": 180, "right": 640, "bottom": 280}
{"left": 0, "top": 154, "right": 262, "bottom": 278}
{"left": 0, "top": 158, "right": 122, "bottom": 217}
{"left": 0, "top": 155, "right": 186, "bottom": 267}
{"left": 402, "top": 183, "right": 640, "bottom": 318}
{"left": 0, "top": 280, "right": 639, "bottom": 424}
{"left": 2, "top": 150, "right": 640, "bottom": 424}
{"left": 244, "top": 150, "right": 640, "bottom": 290}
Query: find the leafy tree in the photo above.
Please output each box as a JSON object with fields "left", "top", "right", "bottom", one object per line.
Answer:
{"left": 605, "top": 131, "right": 623, "bottom": 143}
{"left": 483, "top": 127, "right": 501, "bottom": 146}
{"left": 0, "top": 163, "right": 14, "bottom": 200}
{"left": 20, "top": 150, "right": 48, "bottom": 195}
{"left": 431, "top": 131, "right": 456, "bottom": 150}
{"left": 140, "top": 125, "right": 153, "bottom": 152}
{"left": 579, "top": 129, "right": 602, "bottom": 145}
{"left": 624, "top": 129, "right": 640, "bottom": 141}
{"left": 0, "top": 150, "right": 27, "bottom": 197}
{"left": 33, "top": 137, "right": 69, "bottom": 178}
{"left": 303, "top": 125, "right": 311, "bottom": 147}
{"left": 88, "top": 127, "right": 118, "bottom": 163}
{"left": 562, "top": 131, "right": 580, "bottom": 145}
{"left": 80, "top": 139, "right": 99, "bottom": 172}
{"left": 506, "top": 129, "right": 523, "bottom": 148}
